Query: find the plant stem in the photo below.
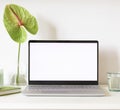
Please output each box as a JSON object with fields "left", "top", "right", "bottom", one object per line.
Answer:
{"left": 16, "top": 43, "right": 21, "bottom": 85}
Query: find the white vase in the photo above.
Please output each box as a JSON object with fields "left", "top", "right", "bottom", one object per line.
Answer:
{"left": 9, "top": 62, "right": 27, "bottom": 86}
{"left": 10, "top": 74, "right": 27, "bottom": 86}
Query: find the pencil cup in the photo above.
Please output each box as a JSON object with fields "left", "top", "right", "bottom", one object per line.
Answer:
{"left": 108, "top": 72, "right": 120, "bottom": 91}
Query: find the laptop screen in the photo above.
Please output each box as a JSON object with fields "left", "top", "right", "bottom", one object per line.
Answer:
{"left": 29, "top": 40, "right": 98, "bottom": 85}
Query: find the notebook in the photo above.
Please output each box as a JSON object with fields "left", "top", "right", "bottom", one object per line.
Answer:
{"left": 23, "top": 40, "right": 105, "bottom": 96}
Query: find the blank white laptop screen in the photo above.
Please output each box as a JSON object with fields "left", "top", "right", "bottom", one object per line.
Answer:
{"left": 30, "top": 41, "right": 97, "bottom": 81}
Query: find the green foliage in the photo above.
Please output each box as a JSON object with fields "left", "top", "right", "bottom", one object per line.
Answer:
{"left": 3, "top": 4, "right": 38, "bottom": 85}
{"left": 3, "top": 4, "right": 38, "bottom": 43}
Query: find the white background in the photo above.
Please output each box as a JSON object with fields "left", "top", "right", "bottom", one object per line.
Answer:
{"left": 0, "top": 0, "right": 120, "bottom": 84}
{"left": 30, "top": 43, "right": 97, "bottom": 81}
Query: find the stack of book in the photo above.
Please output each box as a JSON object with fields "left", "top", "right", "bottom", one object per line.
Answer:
{"left": 0, "top": 86, "right": 21, "bottom": 96}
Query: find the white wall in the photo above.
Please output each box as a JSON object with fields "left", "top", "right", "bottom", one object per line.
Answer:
{"left": 0, "top": 0, "right": 120, "bottom": 84}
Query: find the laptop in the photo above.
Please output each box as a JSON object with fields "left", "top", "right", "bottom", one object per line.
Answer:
{"left": 23, "top": 40, "right": 105, "bottom": 96}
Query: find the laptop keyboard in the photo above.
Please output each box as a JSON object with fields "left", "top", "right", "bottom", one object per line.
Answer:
{"left": 22, "top": 85, "right": 105, "bottom": 96}
{"left": 25, "top": 85, "right": 100, "bottom": 94}
{"left": 29, "top": 85, "right": 98, "bottom": 89}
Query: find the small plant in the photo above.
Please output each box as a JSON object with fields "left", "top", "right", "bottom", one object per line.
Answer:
{"left": 3, "top": 4, "right": 38, "bottom": 85}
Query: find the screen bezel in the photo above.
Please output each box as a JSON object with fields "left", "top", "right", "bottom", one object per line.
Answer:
{"left": 28, "top": 40, "right": 99, "bottom": 85}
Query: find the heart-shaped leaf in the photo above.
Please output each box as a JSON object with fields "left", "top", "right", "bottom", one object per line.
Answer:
{"left": 3, "top": 4, "right": 38, "bottom": 43}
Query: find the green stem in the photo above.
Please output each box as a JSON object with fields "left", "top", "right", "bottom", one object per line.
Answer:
{"left": 16, "top": 43, "right": 21, "bottom": 85}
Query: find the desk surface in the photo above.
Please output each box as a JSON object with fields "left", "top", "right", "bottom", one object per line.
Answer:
{"left": 0, "top": 85, "right": 120, "bottom": 110}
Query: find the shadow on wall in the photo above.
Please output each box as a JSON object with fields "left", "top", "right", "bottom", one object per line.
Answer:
{"left": 99, "top": 49, "right": 119, "bottom": 84}
{"left": 37, "top": 16, "right": 57, "bottom": 40}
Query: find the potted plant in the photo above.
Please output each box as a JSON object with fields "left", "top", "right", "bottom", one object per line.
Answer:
{"left": 3, "top": 4, "right": 38, "bottom": 85}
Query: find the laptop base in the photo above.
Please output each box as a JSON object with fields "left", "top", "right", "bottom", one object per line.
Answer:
{"left": 22, "top": 85, "right": 105, "bottom": 97}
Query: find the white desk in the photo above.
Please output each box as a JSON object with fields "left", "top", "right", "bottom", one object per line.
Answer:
{"left": 0, "top": 86, "right": 120, "bottom": 110}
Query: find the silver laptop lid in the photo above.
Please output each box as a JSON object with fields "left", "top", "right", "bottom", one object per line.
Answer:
{"left": 28, "top": 40, "right": 98, "bottom": 85}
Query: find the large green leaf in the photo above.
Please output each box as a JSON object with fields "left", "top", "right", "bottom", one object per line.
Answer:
{"left": 3, "top": 4, "right": 38, "bottom": 43}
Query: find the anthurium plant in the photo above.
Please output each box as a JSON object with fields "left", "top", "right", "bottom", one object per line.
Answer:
{"left": 3, "top": 4, "right": 38, "bottom": 85}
